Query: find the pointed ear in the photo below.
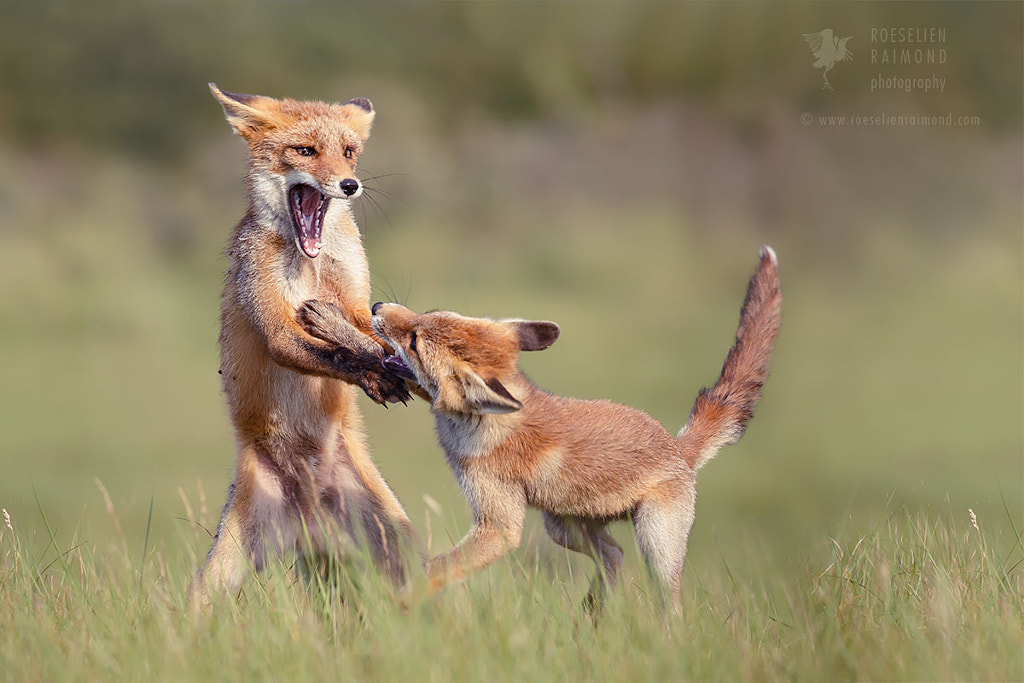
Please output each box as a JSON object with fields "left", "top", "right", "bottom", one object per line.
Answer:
{"left": 209, "top": 83, "right": 280, "bottom": 139}
{"left": 435, "top": 368, "right": 522, "bottom": 415}
{"left": 340, "top": 97, "right": 375, "bottom": 141}
{"left": 510, "top": 321, "right": 560, "bottom": 351}
{"left": 474, "top": 376, "right": 523, "bottom": 414}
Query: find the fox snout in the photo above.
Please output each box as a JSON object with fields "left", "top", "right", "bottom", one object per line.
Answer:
{"left": 370, "top": 302, "right": 407, "bottom": 333}
{"left": 370, "top": 303, "right": 420, "bottom": 382}
{"left": 371, "top": 302, "right": 417, "bottom": 331}
{"left": 370, "top": 303, "right": 416, "bottom": 352}
{"left": 339, "top": 178, "right": 361, "bottom": 198}
{"left": 300, "top": 176, "right": 361, "bottom": 201}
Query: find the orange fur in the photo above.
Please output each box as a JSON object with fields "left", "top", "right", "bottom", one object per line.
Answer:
{"left": 365, "top": 247, "right": 781, "bottom": 610}
{"left": 188, "top": 86, "right": 420, "bottom": 610}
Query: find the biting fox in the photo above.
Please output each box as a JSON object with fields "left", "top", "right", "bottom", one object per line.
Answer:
{"left": 188, "top": 85, "right": 419, "bottom": 608}
{"left": 301, "top": 246, "right": 781, "bottom": 608}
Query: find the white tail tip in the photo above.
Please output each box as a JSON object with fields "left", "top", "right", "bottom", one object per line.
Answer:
{"left": 759, "top": 245, "right": 777, "bottom": 266}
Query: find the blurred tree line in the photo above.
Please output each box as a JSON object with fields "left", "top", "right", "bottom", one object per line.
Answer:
{"left": 1, "top": 2, "right": 1019, "bottom": 161}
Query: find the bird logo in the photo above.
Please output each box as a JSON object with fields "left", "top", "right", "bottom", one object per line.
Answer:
{"left": 804, "top": 29, "right": 853, "bottom": 92}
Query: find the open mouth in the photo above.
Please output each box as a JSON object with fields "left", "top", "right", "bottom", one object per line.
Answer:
{"left": 382, "top": 355, "right": 418, "bottom": 382}
{"left": 289, "top": 184, "right": 329, "bottom": 258}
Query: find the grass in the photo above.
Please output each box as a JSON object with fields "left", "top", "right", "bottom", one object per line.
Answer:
{"left": 1, "top": 501, "right": 1020, "bottom": 681}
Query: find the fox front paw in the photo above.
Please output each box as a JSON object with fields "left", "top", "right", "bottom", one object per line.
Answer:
{"left": 297, "top": 299, "right": 351, "bottom": 346}
{"left": 358, "top": 366, "right": 413, "bottom": 406}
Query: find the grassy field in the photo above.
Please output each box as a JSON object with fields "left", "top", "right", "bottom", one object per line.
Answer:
{"left": 1, "top": 503, "right": 1020, "bottom": 681}
{"left": 1, "top": 3, "right": 1021, "bottom": 678}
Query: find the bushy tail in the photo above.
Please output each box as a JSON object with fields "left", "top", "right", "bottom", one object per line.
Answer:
{"left": 679, "top": 246, "right": 782, "bottom": 470}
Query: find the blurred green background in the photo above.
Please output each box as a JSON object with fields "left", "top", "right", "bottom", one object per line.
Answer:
{"left": 0, "top": 2, "right": 1020, "bottom": 579}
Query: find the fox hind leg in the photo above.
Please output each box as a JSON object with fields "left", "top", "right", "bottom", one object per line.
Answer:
{"left": 189, "top": 450, "right": 298, "bottom": 611}
{"left": 632, "top": 481, "right": 697, "bottom": 613}
{"left": 357, "top": 499, "right": 407, "bottom": 586}
{"left": 543, "top": 513, "right": 623, "bottom": 610}
{"left": 188, "top": 485, "right": 263, "bottom": 611}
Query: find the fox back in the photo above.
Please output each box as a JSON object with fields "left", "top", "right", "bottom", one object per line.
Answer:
{"left": 369, "top": 303, "right": 691, "bottom": 519}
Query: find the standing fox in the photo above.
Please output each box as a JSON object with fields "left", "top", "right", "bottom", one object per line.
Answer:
{"left": 189, "top": 85, "right": 419, "bottom": 608}
{"left": 301, "top": 246, "right": 781, "bottom": 609}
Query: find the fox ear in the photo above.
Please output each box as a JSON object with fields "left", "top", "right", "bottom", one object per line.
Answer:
{"left": 340, "top": 98, "right": 375, "bottom": 141}
{"left": 510, "top": 321, "right": 560, "bottom": 352}
{"left": 436, "top": 368, "right": 522, "bottom": 415}
{"left": 209, "top": 83, "right": 280, "bottom": 139}
{"left": 474, "top": 376, "right": 522, "bottom": 414}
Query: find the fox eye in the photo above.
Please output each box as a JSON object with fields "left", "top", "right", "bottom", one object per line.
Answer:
{"left": 344, "top": 147, "right": 356, "bottom": 160}
{"left": 293, "top": 146, "right": 316, "bottom": 157}
{"left": 408, "top": 331, "right": 418, "bottom": 353}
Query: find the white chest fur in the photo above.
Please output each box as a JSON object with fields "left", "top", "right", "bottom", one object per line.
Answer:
{"left": 435, "top": 412, "right": 520, "bottom": 461}
{"left": 320, "top": 202, "right": 370, "bottom": 297}
{"left": 264, "top": 201, "right": 369, "bottom": 309}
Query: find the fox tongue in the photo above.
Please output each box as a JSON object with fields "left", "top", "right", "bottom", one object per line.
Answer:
{"left": 383, "top": 355, "right": 417, "bottom": 381}
{"left": 300, "top": 235, "right": 321, "bottom": 258}
{"left": 290, "top": 184, "right": 325, "bottom": 258}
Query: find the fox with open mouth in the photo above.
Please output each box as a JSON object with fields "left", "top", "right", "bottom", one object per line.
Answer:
{"left": 188, "top": 85, "right": 420, "bottom": 608}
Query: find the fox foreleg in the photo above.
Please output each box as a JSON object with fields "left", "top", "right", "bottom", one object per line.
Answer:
{"left": 298, "top": 299, "right": 424, "bottom": 403}
{"left": 424, "top": 482, "right": 526, "bottom": 593}
{"left": 295, "top": 299, "right": 411, "bottom": 405}
{"left": 424, "top": 520, "right": 523, "bottom": 593}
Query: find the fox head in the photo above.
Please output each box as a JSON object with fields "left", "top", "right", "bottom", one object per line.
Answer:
{"left": 210, "top": 83, "right": 375, "bottom": 259}
{"left": 370, "top": 303, "right": 560, "bottom": 416}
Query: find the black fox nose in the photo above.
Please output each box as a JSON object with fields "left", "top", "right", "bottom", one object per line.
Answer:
{"left": 339, "top": 178, "right": 360, "bottom": 197}
{"left": 371, "top": 302, "right": 384, "bottom": 315}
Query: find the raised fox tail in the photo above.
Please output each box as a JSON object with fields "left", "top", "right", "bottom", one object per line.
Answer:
{"left": 678, "top": 246, "right": 782, "bottom": 471}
